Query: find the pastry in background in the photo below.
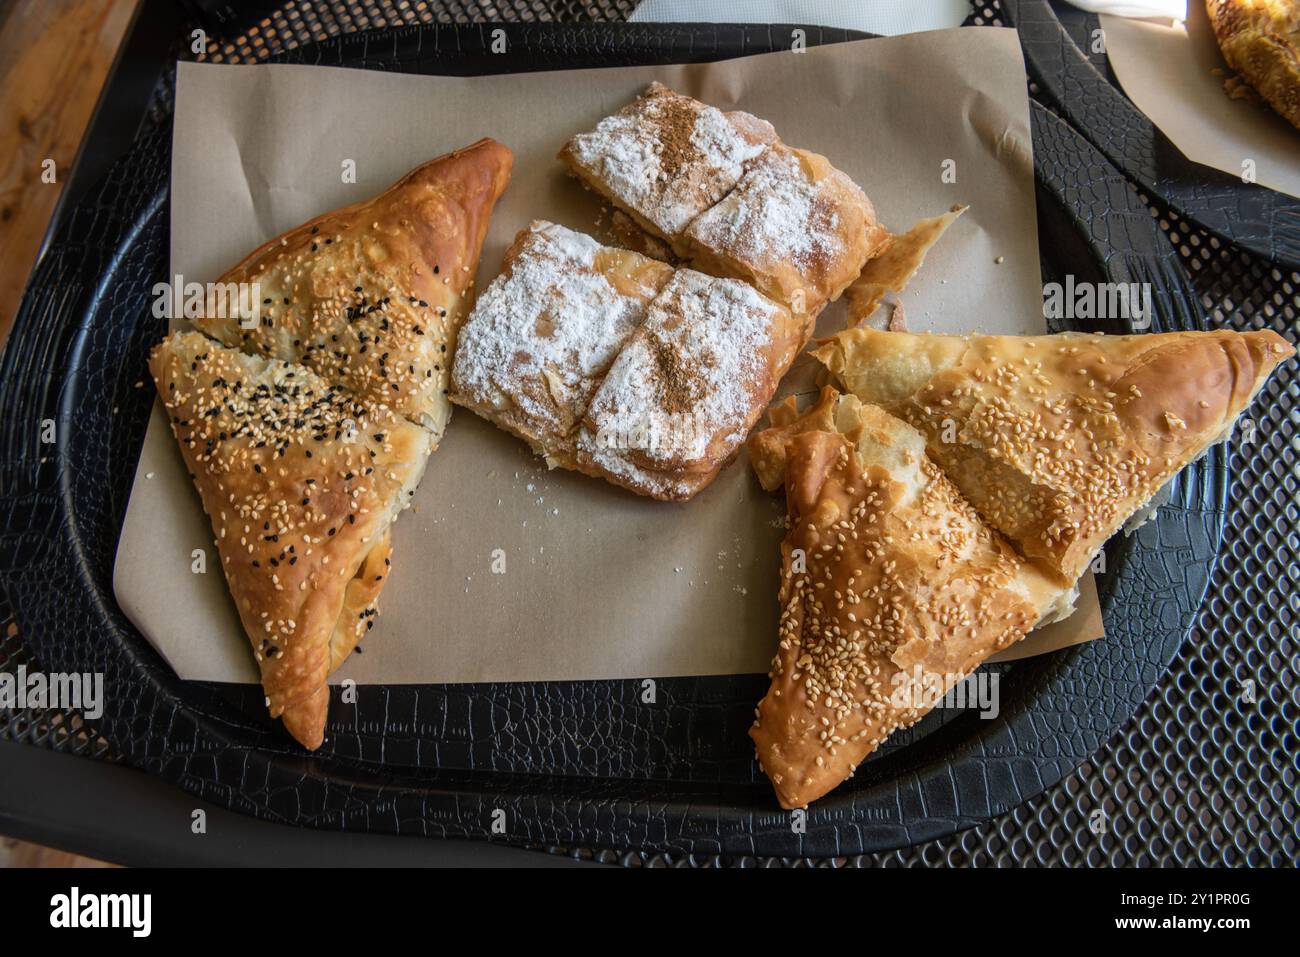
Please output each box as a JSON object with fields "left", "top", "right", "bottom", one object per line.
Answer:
{"left": 149, "top": 332, "right": 434, "bottom": 749}
{"left": 748, "top": 388, "right": 1070, "bottom": 809}
{"left": 1207, "top": 0, "right": 1300, "bottom": 132}
{"left": 192, "top": 139, "right": 513, "bottom": 438}
{"left": 813, "top": 327, "right": 1295, "bottom": 585}
{"left": 450, "top": 221, "right": 674, "bottom": 468}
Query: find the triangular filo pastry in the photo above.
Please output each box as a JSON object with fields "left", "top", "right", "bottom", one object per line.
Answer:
{"left": 192, "top": 138, "right": 513, "bottom": 439}
{"left": 747, "top": 388, "right": 1070, "bottom": 809}
{"left": 148, "top": 331, "right": 434, "bottom": 749}
{"left": 813, "top": 328, "right": 1294, "bottom": 585}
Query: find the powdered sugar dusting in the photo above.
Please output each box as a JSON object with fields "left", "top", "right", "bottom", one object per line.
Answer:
{"left": 566, "top": 84, "right": 772, "bottom": 238}
{"left": 577, "top": 269, "right": 782, "bottom": 486}
{"left": 686, "top": 146, "right": 848, "bottom": 272}
{"left": 451, "top": 221, "right": 664, "bottom": 446}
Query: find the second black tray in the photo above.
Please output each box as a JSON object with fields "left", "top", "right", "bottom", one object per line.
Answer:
{"left": 1003, "top": 0, "right": 1300, "bottom": 269}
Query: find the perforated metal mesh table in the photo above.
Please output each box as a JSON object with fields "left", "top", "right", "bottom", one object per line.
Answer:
{"left": 2, "top": 0, "right": 1295, "bottom": 867}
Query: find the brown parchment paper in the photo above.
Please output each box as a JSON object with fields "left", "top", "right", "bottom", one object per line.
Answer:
{"left": 113, "top": 27, "right": 1103, "bottom": 686}
{"left": 1102, "top": 7, "right": 1300, "bottom": 199}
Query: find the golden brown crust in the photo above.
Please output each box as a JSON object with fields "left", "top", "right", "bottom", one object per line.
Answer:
{"left": 813, "top": 327, "right": 1296, "bottom": 584}
{"left": 148, "top": 332, "right": 433, "bottom": 749}
{"left": 1207, "top": 0, "right": 1300, "bottom": 131}
{"left": 747, "top": 390, "right": 1064, "bottom": 808}
{"left": 193, "top": 139, "right": 513, "bottom": 438}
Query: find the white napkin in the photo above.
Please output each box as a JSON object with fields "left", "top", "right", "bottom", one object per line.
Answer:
{"left": 1061, "top": 0, "right": 1186, "bottom": 18}
{"left": 628, "top": 0, "right": 972, "bottom": 36}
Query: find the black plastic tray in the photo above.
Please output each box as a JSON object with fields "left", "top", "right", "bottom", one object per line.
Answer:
{"left": 0, "top": 22, "right": 1223, "bottom": 856}
{"left": 1003, "top": 0, "right": 1300, "bottom": 269}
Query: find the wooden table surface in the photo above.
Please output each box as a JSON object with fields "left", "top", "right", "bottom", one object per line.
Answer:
{"left": 0, "top": 0, "right": 140, "bottom": 348}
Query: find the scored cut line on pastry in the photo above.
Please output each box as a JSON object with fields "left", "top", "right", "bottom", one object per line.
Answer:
{"left": 574, "top": 267, "right": 804, "bottom": 500}
{"left": 449, "top": 220, "right": 674, "bottom": 468}
{"left": 451, "top": 221, "right": 803, "bottom": 501}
